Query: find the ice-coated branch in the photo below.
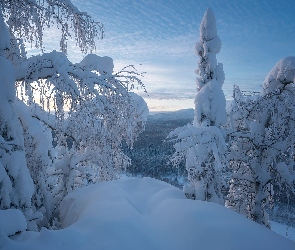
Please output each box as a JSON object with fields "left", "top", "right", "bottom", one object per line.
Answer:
{"left": 1, "top": 0, "right": 104, "bottom": 53}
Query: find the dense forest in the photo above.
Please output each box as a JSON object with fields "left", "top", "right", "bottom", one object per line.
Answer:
{"left": 124, "top": 109, "right": 193, "bottom": 187}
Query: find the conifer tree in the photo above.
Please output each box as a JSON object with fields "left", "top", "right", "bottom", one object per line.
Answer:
{"left": 170, "top": 9, "right": 227, "bottom": 204}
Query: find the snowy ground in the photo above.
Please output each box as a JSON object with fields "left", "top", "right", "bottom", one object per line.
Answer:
{"left": 272, "top": 221, "right": 295, "bottom": 242}
{"left": 2, "top": 177, "right": 295, "bottom": 250}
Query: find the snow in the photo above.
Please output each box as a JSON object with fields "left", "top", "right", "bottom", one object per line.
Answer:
{"left": 194, "top": 9, "right": 226, "bottom": 128}
{"left": 263, "top": 56, "right": 295, "bottom": 93}
{"left": 194, "top": 79, "right": 227, "bottom": 127}
{"left": 130, "top": 92, "right": 149, "bottom": 121}
{"left": 199, "top": 8, "right": 220, "bottom": 52}
{"left": 1, "top": 3, "right": 295, "bottom": 250}
{"left": 0, "top": 55, "right": 35, "bottom": 213}
{"left": 78, "top": 54, "right": 114, "bottom": 75}
{"left": 2, "top": 177, "right": 295, "bottom": 250}
{"left": 0, "top": 56, "right": 15, "bottom": 102}
{"left": 0, "top": 15, "right": 10, "bottom": 52}
{"left": 0, "top": 209, "right": 27, "bottom": 246}
{"left": 272, "top": 221, "right": 295, "bottom": 242}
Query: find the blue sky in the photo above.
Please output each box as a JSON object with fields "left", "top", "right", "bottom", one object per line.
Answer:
{"left": 49, "top": 0, "right": 295, "bottom": 111}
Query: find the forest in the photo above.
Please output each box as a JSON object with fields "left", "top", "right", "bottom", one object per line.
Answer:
{"left": 0, "top": 1, "right": 295, "bottom": 249}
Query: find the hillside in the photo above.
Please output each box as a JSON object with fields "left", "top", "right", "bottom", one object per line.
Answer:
{"left": 125, "top": 109, "right": 194, "bottom": 187}
{"left": 3, "top": 178, "right": 295, "bottom": 250}
{"left": 125, "top": 109, "right": 295, "bottom": 227}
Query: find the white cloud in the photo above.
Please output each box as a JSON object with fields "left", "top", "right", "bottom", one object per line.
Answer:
{"left": 24, "top": 0, "right": 295, "bottom": 112}
{"left": 144, "top": 97, "right": 194, "bottom": 112}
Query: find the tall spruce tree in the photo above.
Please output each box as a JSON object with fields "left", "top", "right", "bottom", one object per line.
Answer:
{"left": 169, "top": 9, "right": 227, "bottom": 204}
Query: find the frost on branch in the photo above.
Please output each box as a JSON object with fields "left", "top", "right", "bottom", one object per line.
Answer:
{"left": 15, "top": 50, "right": 147, "bottom": 194}
{"left": 0, "top": 0, "right": 147, "bottom": 232}
{"left": 1, "top": 0, "right": 104, "bottom": 53}
{"left": 194, "top": 79, "right": 227, "bottom": 128}
{"left": 0, "top": 55, "right": 37, "bottom": 229}
{"left": 227, "top": 59, "right": 295, "bottom": 227}
{"left": 79, "top": 54, "right": 114, "bottom": 75}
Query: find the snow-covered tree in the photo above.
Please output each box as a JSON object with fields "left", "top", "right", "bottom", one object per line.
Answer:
{"left": 194, "top": 8, "right": 224, "bottom": 94}
{"left": 0, "top": 16, "right": 39, "bottom": 231}
{"left": 16, "top": 51, "right": 147, "bottom": 191}
{"left": 226, "top": 57, "right": 295, "bottom": 227}
{"left": 193, "top": 8, "right": 226, "bottom": 126}
{"left": 14, "top": 101, "right": 56, "bottom": 228}
{"left": 169, "top": 9, "right": 227, "bottom": 204}
{"left": 1, "top": 0, "right": 103, "bottom": 54}
{"left": 0, "top": 0, "right": 147, "bottom": 233}
{"left": 169, "top": 124, "right": 227, "bottom": 203}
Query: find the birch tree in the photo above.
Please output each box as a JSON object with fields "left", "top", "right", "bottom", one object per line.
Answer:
{"left": 226, "top": 57, "right": 295, "bottom": 227}
{"left": 0, "top": 0, "right": 147, "bottom": 233}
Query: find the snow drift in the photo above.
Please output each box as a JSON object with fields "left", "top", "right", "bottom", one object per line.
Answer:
{"left": 263, "top": 56, "right": 295, "bottom": 93}
{"left": 2, "top": 177, "right": 295, "bottom": 250}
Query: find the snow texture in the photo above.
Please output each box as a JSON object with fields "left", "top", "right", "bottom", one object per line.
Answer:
{"left": 194, "top": 9, "right": 226, "bottom": 127}
{"left": 0, "top": 15, "right": 10, "bottom": 52}
{"left": 2, "top": 178, "right": 295, "bottom": 250}
{"left": 194, "top": 79, "right": 227, "bottom": 127}
{"left": 0, "top": 209, "right": 27, "bottom": 236}
{"left": 129, "top": 92, "right": 149, "bottom": 121}
{"left": 227, "top": 76, "right": 295, "bottom": 227}
{"left": 0, "top": 55, "right": 35, "bottom": 212}
{"left": 195, "top": 8, "right": 224, "bottom": 91}
{"left": 175, "top": 8, "right": 227, "bottom": 205}
{"left": 0, "top": 56, "right": 15, "bottom": 102}
{"left": 263, "top": 56, "right": 295, "bottom": 93}
{"left": 78, "top": 54, "right": 114, "bottom": 75}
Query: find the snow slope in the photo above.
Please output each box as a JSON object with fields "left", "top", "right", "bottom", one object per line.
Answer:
{"left": 3, "top": 178, "right": 295, "bottom": 250}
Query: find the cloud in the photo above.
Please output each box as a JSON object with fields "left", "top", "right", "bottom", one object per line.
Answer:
{"left": 24, "top": 0, "right": 295, "bottom": 112}
{"left": 144, "top": 97, "right": 194, "bottom": 112}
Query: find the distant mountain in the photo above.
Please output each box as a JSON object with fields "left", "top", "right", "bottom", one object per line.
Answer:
{"left": 149, "top": 108, "right": 194, "bottom": 120}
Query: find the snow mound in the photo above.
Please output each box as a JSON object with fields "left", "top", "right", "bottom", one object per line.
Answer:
{"left": 3, "top": 178, "right": 295, "bottom": 250}
{"left": 263, "top": 56, "right": 295, "bottom": 93}
{"left": 78, "top": 54, "right": 114, "bottom": 75}
{"left": 0, "top": 209, "right": 27, "bottom": 237}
